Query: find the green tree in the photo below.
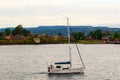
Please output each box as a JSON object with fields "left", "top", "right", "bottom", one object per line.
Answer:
{"left": 88, "top": 29, "right": 103, "bottom": 40}
{"left": 14, "top": 24, "right": 23, "bottom": 35}
{"left": 95, "top": 29, "right": 103, "bottom": 40}
{"left": 113, "top": 31, "right": 120, "bottom": 39}
{"left": 103, "top": 30, "right": 112, "bottom": 36}
{"left": 93, "top": 29, "right": 103, "bottom": 40}
{"left": 78, "top": 32, "right": 85, "bottom": 40}
{"left": 0, "top": 32, "right": 5, "bottom": 39}
{"left": 5, "top": 28, "right": 11, "bottom": 36}
{"left": 0, "top": 32, "right": 3, "bottom": 39}
{"left": 12, "top": 24, "right": 31, "bottom": 36}
{"left": 71, "top": 32, "right": 79, "bottom": 40}
{"left": 88, "top": 31, "right": 94, "bottom": 38}
{"left": 12, "top": 30, "right": 16, "bottom": 36}
{"left": 71, "top": 32, "right": 85, "bottom": 40}
{"left": 23, "top": 29, "right": 30, "bottom": 36}
{"left": 57, "top": 32, "right": 62, "bottom": 36}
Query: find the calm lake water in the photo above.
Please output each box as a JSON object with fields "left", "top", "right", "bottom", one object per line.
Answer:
{"left": 0, "top": 44, "right": 120, "bottom": 80}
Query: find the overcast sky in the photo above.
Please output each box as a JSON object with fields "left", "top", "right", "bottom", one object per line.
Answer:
{"left": 0, "top": 0, "right": 120, "bottom": 28}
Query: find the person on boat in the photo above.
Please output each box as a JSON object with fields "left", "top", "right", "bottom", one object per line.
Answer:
{"left": 48, "top": 65, "right": 54, "bottom": 72}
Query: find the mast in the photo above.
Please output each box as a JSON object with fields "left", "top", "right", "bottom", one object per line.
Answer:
{"left": 67, "top": 17, "right": 72, "bottom": 68}
{"left": 67, "top": 18, "right": 85, "bottom": 68}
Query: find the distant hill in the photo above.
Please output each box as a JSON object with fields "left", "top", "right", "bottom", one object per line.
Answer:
{"left": 26, "top": 26, "right": 120, "bottom": 36}
{"left": 0, "top": 26, "right": 120, "bottom": 36}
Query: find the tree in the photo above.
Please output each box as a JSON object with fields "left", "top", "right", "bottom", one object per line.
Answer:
{"left": 71, "top": 32, "right": 85, "bottom": 40}
{"left": 12, "top": 24, "right": 31, "bottom": 36}
{"left": 78, "top": 32, "right": 85, "bottom": 40}
{"left": 71, "top": 32, "right": 79, "bottom": 40}
{"left": 88, "top": 29, "right": 103, "bottom": 40}
{"left": 12, "top": 30, "right": 14, "bottom": 36}
{"left": 88, "top": 31, "right": 94, "bottom": 39}
{"left": 0, "top": 32, "right": 5, "bottom": 39}
{"left": 103, "top": 30, "right": 112, "bottom": 36}
{"left": 5, "top": 28, "right": 11, "bottom": 36}
{"left": 57, "top": 32, "right": 62, "bottom": 36}
{"left": 0, "top": 32, "right": 3, "bottom": 39}
{"left": 23, "top": 29, "right": 30, "bottom": 36}
{"left": 95, "top": 29, "right": 103, "bottom": 40}
{"left": 14, "top": 24, "right": 23, "bottom": 35}
{"left": 113, "top": 31, "right": 120, "bottom": 39}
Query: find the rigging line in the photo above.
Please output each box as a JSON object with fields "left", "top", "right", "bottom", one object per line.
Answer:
{"left": 69, "top": 26, "right": 85, "bottom": 67}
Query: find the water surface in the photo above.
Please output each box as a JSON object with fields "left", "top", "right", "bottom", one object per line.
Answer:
{"left": 0, "top": 44, "right": 120, "bottom": 80}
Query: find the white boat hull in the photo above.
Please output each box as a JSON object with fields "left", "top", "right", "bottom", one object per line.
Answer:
{"left": 49, "top": 67, "right": 85, "bottom": 74}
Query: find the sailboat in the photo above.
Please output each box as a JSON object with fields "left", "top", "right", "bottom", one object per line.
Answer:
{"left": 48, "top": 18, "right": 85, "bottom": 74}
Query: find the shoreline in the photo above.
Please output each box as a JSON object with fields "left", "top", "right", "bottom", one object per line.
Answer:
{"left": 0, "top": 43, "right": 118, "bottom": 46}
{"left": 0, "top": 39, "right": 118, "bottom": 45}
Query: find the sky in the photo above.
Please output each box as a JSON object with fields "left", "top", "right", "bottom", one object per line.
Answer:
{"left": 0, "top": 0, "right": 120, "bottom": 28}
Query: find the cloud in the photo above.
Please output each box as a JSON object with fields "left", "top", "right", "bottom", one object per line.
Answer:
{"left": 0, "top": 0, "right": 120, "bottom": 27}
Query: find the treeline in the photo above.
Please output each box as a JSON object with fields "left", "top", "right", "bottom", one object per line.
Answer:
{"left": 0, "top": 24, "right": 34, "bottom": 44}
{"left": 0, "top": 25, "right": 120, "bottom": 44}
{"left": 71, "top": 29, "right": 120, "bottom": 41}
{"left": 0, "top": 24, "right": 31, "bottom": 39}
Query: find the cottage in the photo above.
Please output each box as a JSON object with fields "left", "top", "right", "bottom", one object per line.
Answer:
{"left": 102, "top": 36, "right": 111, "bottom": 43}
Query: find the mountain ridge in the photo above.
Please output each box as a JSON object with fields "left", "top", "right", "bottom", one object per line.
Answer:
{"left": 0, "top": 26, "right": 120, "bottom": 36}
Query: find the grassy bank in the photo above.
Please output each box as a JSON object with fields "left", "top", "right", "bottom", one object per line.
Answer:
{"left": 0, "top": 40, "right": 34, "bottom": 45}
{"left": 0, "top": 39, "right": 104, "bottom": 45}
{"left": 77, "top": 40, "right": 103, "bottom": 44}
